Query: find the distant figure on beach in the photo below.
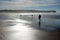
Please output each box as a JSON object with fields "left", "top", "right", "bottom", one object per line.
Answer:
{"left": 20, "top": 15, "right": 22, "bottom": 16}
{"left": 38, "top": 15, "right": 41, "bottom": 20}
{"left": 31, "top": 15, "right": 33, "bottom": 20}
{"left": 32, "top": 15, "right": 33, "bottom": 16}
{"left": 38, "top": 15, "right": 41, "bottom": 26}
{"left": 20, "top": 15, "right": 22, "bottom": 19}
{"left": 31, "top": 15, "right": 33, "bottom": 18}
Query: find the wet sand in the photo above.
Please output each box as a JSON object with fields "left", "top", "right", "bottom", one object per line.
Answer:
{"left": 0, "top": 23, "right": 60, "bottom": 40}
{"left": 0, "top": 13, "right": 60, "bottom": 40}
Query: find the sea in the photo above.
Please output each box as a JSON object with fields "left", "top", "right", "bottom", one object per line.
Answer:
{"left": 0, "top": 12, "right": 60, "bottom": 31}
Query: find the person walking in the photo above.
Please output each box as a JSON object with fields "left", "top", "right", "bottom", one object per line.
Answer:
{"left": 39, "top": 15, "right": 41, "bottom": 20}
{"left": 38, "top": 15, "right": 41, "bottom": 26}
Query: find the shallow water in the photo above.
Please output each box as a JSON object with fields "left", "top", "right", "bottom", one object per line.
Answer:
{"left": 0, "top": 13, "right": 60, "bottom": 40}
{"left": 0, "top": 13, "right": 60, "bottom": 30}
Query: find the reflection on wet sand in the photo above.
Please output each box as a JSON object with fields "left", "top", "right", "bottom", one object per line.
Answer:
{"left": 0, "top": 18, "right": 60, "bottom": 40}
{"left": 0, "top": 14, "right": 60, "bottom": 40}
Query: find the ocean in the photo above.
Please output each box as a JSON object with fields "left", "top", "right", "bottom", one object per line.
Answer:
{"left": 0, "top": 12, "right": 60, "bottom": 31}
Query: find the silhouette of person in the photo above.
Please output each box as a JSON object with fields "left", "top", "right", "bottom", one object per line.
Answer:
{"left": 38, "top": 15, "right": 41, "bottom": 20}
{"left": 31, "top": 15, "right": 33, "bottom": 20}
{"left": 20, "top": 15, "right": 22, "bottom": 16}
{"left": 32, "top": 15, "right": 33, "bottom": 16}
{"left": 38, "top": 15, "right": 41, "bottom": 27}
{"left": 20, "top": 15, "right": 22, "bottom": 19}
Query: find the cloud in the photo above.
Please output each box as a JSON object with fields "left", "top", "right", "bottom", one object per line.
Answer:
{"left": 0, "top": 0, "right": 60, "bottom": 10}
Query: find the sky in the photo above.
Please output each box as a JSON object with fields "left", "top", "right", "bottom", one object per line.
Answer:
{"left": 0, "top": 0, "right": 60, "bottom": 11}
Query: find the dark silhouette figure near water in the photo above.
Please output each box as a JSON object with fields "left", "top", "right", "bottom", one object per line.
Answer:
{"left": 38, "top": 15, "right": 41, "bottom": 26}
{"left": 31, "top": 15, "right": 33, "bottom": 20}
{"left": 31, "top": 15, "right": 33, "bottom": 16}
{"left": 20, "top": 15, "right": 22, "bottom": 19}
{"left": 39, "top": 15, "right": 41, "bottom": 20}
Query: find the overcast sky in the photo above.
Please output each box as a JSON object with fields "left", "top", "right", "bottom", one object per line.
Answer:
{"left": 0, "top": 0, "right": 60, "bottom": 11}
